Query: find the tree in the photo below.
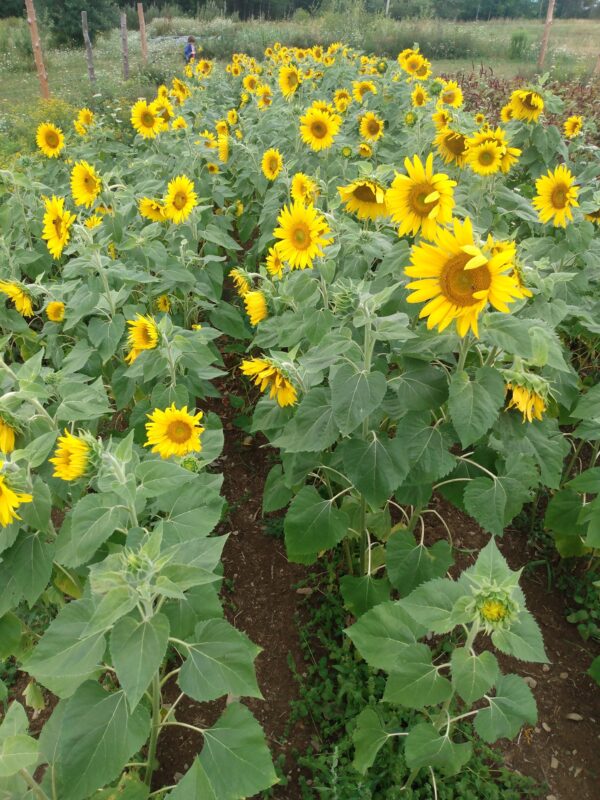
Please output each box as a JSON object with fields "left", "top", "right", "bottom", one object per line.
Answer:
{"left": 41, "top": 0, "right": 119, "bottom": 45}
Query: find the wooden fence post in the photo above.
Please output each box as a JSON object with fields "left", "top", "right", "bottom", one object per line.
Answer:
{"left": 138, "top": 3, "right": 148, "bottom": 65}
{"left": 538, "top": 0, "right": 556, "bottom": 69}
{"left": 121, "top": 12, "right": 129, "bottom": 80}
{"left": 24, "top": 0, "right": 49, "bottom": 99}
{"left": 81, "top": 10, "right": 96, "bottom": 89}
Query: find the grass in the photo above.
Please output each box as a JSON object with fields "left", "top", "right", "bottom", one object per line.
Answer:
{"left": 1, "top": 14, "right": 599, "bottom": 162}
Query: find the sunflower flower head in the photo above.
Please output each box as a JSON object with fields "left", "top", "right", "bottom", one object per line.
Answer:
{"left": 299, "top": 106, "right": 341, "bottom": 151}
{"left": 291, "top": 172, "right": 319, "bottom": 205}
{"left": 36, "top": 123, "right": 65, "bottom": 158}
{"left": 240, "top": 356, "right": 297, "bottom": 407}
{"left": 163, "top": 175, "right": 198, "bottom": 224}
{"left": 261, "top": 148, "right": 283, "bottom": 180}
{"left": 265, "top": 245, "right": 284, "bottom": 279}
{"left": 145, "top": 404, "right": 204, "bottom": 459}
{"left": 125, "top": 314, "right": 159, "bottom": 364}
{"left": 244, "top": 290, "right": 268, "bottom": 326}
{"left": 49, "top": 430, "right": 91, "bottom": 481}
{"left": 338, "top": 179, "right": 388, "bottom": 221}
{"left": 0, "top": 419, "right": 17, "bottom": 454}
{"left": 42, "top": 195, "right": 76, "bottom": 260}
{"left": 359, "top": 111, "right": 384, "bottom": 142}
{"left": 273, "top": 201, "right": 331, "bottom": 270}
{"left": 46, "top": 300, "right": 65, "bottom": 322}
{"left": 229, "top": 268, "right": 251, "bottom": 297}
{"left": 71, "top": 161, "right": 101, "bottom": 208}
{"left": 503, "top": 370, "right": 549, "bottom": 423}
{"left": 139, "top": 197, "right": 166, "bottom": 222}
{"left": 0, "top": 464, "right": 33, "bottom": 526}
{"left": 509, "top": 89, "right": 544, "bottom": 123}
{"left": 131, "top": 99, "right": 167, "bottom": 139}
{"left": 0, "top": 281, "right": 33, "bottom": 318}
{"left": 532, "top": 164, "right": 579, "bottom": 228}
{"left": 564, "top": 115, "right": 583, "bottom": 139}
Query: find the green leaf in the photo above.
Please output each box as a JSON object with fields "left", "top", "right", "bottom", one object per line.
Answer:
{"left": 588, "top": 655, "right": 600, "bottom": 687}
{"left": 465, "top": 537, "right": 516, "bottom": 585}
{"left": 330, "top": 364, "right": 387, "bottom": 435}
{"left": 162, "top": 584, "right": 223, "bottom": 641}
{"left": 451, "top": 648, "right": 499, "bottom": 704}
{"left": 11, "top": 429, "right": 57, "bottom": 468}
{"left": 270, "top": 387, "right": 339, "bottom": 453}
{"left": 0, "top": 734, "right": 39, "bottom": 778}
{"left": 383, "top": 644, "right": 452, "bottom": 709}
{"left": 391, "top": 362, "right": 448, "bottom": 412}
{"left": 544, "top": 488, "right": 588, "bottom": 557}
{"left": 340, "top": 575, "right": 391, "bottom": 616}
{"left": 23, "top": 599, "right": 106, "bottom": 697}
{"left": 284, "top": 485, "right": 349, "bottom": 562}
{"left": 53, "top": 683, "right": 150, "bottom": 800}
{"left": 396, "top": 413, "right": 456, "bottom": 482}
{"left": 568, "top": 467, "right": 600, "bottom": 493}
{"left": 58, "top": 493, "right": 130, "bottom": 568}
{"left": 345, "top": 601, "right": 426, "bottom": 672}
{"left": 340, "top": 433, "right": 409, "bottom": 508}
{"left": 0, "top": 613, "right": 22, "bottom": 658}
{"left": 474, "top": 674, "right": 537, "bottom": 743}
{"left": 571, "top": 382, "right": 600, "bottom": 421}
{"left": 178, "top": 619, "right": 262, "bottom": 703}
{"left": 203, "top": 223, "right": 242, "bottom": 250}
{"left": 184, "top": 703, "right": 277, "bottom": 799}
{"left": 401, "top": 578, "right": 464, "bottom": 634}
{"left": 136, "top": 460, "right": 196, "bottom": 497}
{"left": 55, "top": 377, "right": 112, "bottom": 422}
{"left": 405, "top": 722, "right": 472, "bottom": 775}
{"left": 262, "top": 465, "right": 293, "bottom": 513}
{"left": 1, "top": 531, "right": 54, "bottom": 608}
{"left": 492, "top": 610, "right": 547, "bottom": 663}
{"left": 448, "top": 368, "right": 504, "bottom": 448}
{"left": 352, "top": 708, "right": 390, "bottom": 775}
{"left": 110, "top": 613, "right": 170, "bottom": 712}
{"left": 387, "top": 531, "right": 453, "bottom": 597}
{"left": 463, "top": 458, "right": 536, "bottom": 536}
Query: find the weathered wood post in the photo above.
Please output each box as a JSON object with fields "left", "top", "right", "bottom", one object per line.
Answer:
{"left": 121, "top": 12, "right": 129, "bottom": 80}
{"left": 24, "top": 0, "right": 50, "bottom": 99}
{"left": 538, "top": 0, "right": 556, "bottom": 69}
{"left": 81, "top": 10, "right": 96, "bottom": 89}
{"left": 138, "top": 3, "right": 148, "bottom": 65}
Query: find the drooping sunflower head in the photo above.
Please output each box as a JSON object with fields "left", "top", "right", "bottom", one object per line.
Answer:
{"left": 36, "top": 123, "right": 65, "bottom": 158}
{"left": 532, "top": 164, "right": 579, "bottom": 228}
{"left": 265, "top": 245, "right": 284, "bottom": 279}
{"left": 405, "top": 217, "right": 527, "bottom": 337}
{"left": 411, "top": 85, "right": 429, "bottom": 108}
{"left": 163, "top": 175, "right": 198, "bottom": 224}
{"left": 432, "top": 108, "right": 453, "bottom": 130}
{"left": 46, "top": 300, "right": 65, "bottom": 322}
{"left": 439, "top": 80, "right": 463, "bottom": 108}
{"left": 131, "top": 99, "right": 166, "bottom": 139}
{"left": 125, "top": 314, "right": 159, "bottom": 364}
{"left": 42, "top": 195, "right": 76, "bottom": 260}
{"left": 218, "top": 133, "right": 229, "bottom": 164}
{"left": 0, "top": 280, "right": 34, "bottom": 318}
{"left": 509, "top": 89, "right": 544, "bottom": 123}
{"left": 139, "top": 197, "right": 166, "bottom": 222}
{"left": 244, "top": 290, "right": 268, "bottom": 326}
{"left": 338, "top": 179, "right": 388, "bottom": 222}
{"left": 299, "top": 107, "right": 341, "bottom": 151}
{"left": 229, "top": 268, "right": 251, "bottom": 297}
{"left": 70, "top": 161, "right": 101, "bottom": 208}
{"left": 240, "top": 356, "right": 297, "bottom": 407}
{"left": 434, "top": 127, "right": 468, "bottom": 167}
{"left": 49, "top": 429, "right": 91, "bottom": 481}
{"left": 273, "top": 201, "right": 331, "bottom": 270}
{"left": 585, "top": 208, "right": 600, "bottom": 225}
{"left": 352, "top": 80, "right": 377, "bottom": 102}
{"left": 0, "top": 467, "right": 33, "bottom": 526}
{"left": 279, "top": 65, "right": 302, "bottom": 98}
{"left": 145, "top": 404, "right": 204, "bottom": 459}
{"left": 503, "top": 371, "right": 549, "bottom": 423}
{"left": 359, "top": 111, "right": 384, "bottom": 143}
{"left": 0, "top": 419, "right": 16, "bottom": 454}
{"left": 84, "top": 214, "right": 102, "bottom": 229}
{"left": 386, "top": 153, "right": 456, "bottom": 240}
{"left": 357, "top": 142, "right": 372, "bottom": 158}
{"left": 564, "top": 115, "right": 583, "bottom": 139}
{"left": 155, "top": 295, "right": 171, "bottom": 313}
{"left": 291, "top": 172, "right": 318, "bottom": 205}
{"left": 261, "top": 148, "right": 283, "bottom": 181}
{"left": 172, "top": 115, "right": 187, "bottom": 130}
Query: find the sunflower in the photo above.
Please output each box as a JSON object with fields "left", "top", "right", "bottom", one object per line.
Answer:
{"left": 84, "top": 215, "right": 102, "bottom": 229}
{"left": 564, "top": 115, "right": 583, "bottom": 138}
{"left": 139, "top": 197, "right": 166, "bottom": 222}
{"left": 291, "top": 172, "right": 318, "bottom": 204}
{"left": 434, "top": 127, "right": 468, "bottom": 167}
{"left": 74, "top": 121, "right": 87, "bottom": 136}
{"left": 334, "top": 88, "right": 352, "bottom": 112}
{"left": 215, "top": 119, "right": 228, "bottom": 136}
{"left": 532, "top": 165, "right": 579, "bottom": 227}
{"left": 265, "top": 245, "right": 284, "bottom": 279}
{"left": 154, "top": 96, "right": 174, "bottom": 124}
{"left": 359, "top": 112, "right": 384, "bottom": 142}
{"left": 506, "top": 382, "right": 546, "bottom": 423}
{"left": 244, "top": 291, "right": 268, "bottom": 326}
{"left": 279, "top": 65, "right": 302, "bottom": 98}
{"left": 465, "top": 140, "right": 504, "bottom": 176}
{"left": 405, "top": 217, "right": 527, "bottom": 337}
{"left": 411, "top": 85, "right": 429, "bottom": 108}
{"left": 474, "top": 113, "right": 486, "bottom": 126}
{"left": 49, "top": 430, "right": 90, "bottom": 481}
{"left": 125, "top": 314, "right": 159, "bottom": 365}
{"left": 36, "top": 123, "right": 64, "bottom": 158}
{"left": 358, "top": 143, "right": 372, "bottom": 158}
{"left": 198, "top": 130, "right": 217, "bottom": 150}
{"left": 207, "top": 163, "right": 220, "bottom": 174}
{"left": 155, "top": 295, "right": 171, "bottom": 313}
{"left": 163, "top": 175, "right": 197, "bottom": 224}
{"left": 218, "top": 134, "right": 229, "bottom": 164}
{"left": 46, "top": 300, "right": 65, "bottom": 322}
{"left": 0, "top": 420, "right": 16, "bottom": 454}
{"left": 172, "top": 116, "right": 187, "bottom": 130}
{"left": 338, "top": 179, "right": 388, "bottom": 221}
{"left": 70, "top": 161, "right": 101, "bottom": 208}
{"left": 398, "top": 49, "right": 425, "bottom": 77}
{"left": 258, "top": 88, "right": 273, "bottom": 110}
{"left": 229, "top": 268, "right": 250, "bottom": 297}
{"left": 227, "top": 108, "right": 238, "bottom": 126}
{"left": 145, "top": 404, "right": 204, "bottom": 459}
{"left": 432, "top": 108, "right": 453, "bottom": 130}
{"left": 0, "top": 467, "right": 32, "bottom": 526}
{"left": 131, "top": 99, "right": 166, "bottom": 139}
{"left": 77, "top": 107, "right": 94, "bottom": 127}
{"left": 0, "top": 281, "right": 33, "bottom": 318}
{"left": 352, "top": 80, "right": 377, "bottom": 102}
{"left": 243, "top": 74, "right": 260, "bottom": 93}
{"left": 274, "top": 202, "right": 330, "bottom": 269}
{"left": 386, "top": 153, "right": 456, "bottom": 240}
{"left": 585, "top": 208, "right": 600, "bottom": 225}
{"left": 240, "top": 357, "right": 297, "bottom": 407}
{"left": 500, "top": 104, "right": 514, "bottom": 123}
{"left": 261, "top": 148, "right": 283, "bottom": 180}
{"left": 299, "top": 107, "right": 341, "bottom": 151}
{"left": 439, "top": 80, "right": 463, "bottom": 108}
{"left": 509, "top": 89, "right": 544, "bottom": 123}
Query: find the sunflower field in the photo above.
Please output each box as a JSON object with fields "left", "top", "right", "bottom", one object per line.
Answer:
{"left": 0, "top": 37, "right": 599, "bottom": 800}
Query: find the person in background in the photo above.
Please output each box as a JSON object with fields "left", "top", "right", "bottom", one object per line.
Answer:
{"left": 184, "top": 35, "right": 196, "bottom": 63}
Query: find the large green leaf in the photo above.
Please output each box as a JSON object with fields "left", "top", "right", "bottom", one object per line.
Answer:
{"left": 390, "top": 362, "right": 448, "bottom": 412}
{"left": 386, "top": 531, "right": 453, "bottom": 597}
{"left": 451, "top": 648, "right": 499, "bottom": 705}
{"left": 53, "top": 683, "right": 150, "bottom": 800}
{"left": 23, "top": 599, "right": 106, "bottom": 697}
{"left": 340, "top": 433, "right": 409, "bottom": 508}
{"left": 474, "top": 674, "right": 537, "bottom": 743}
{"left": 448, "top": 368, "right": 504, "bottom": 448}
{"left": 284, "top": 485, "right": 349, "bottom": 562}
{"left": 0, "top": 531, "right": 54, "bottom": 608}
{"left": 463, "top": 458, "right": 536, "bottom": 536}
{"left": 339, "top": 575, "right": 391, "bottom": 616}
{"left": 492, "top": 610, "right": 547, "bottom": 663}
{"left": 177, "top": 619, "right": 262, "bottom": 703}
{"left": 400, "top": 578, "right": 464, "bottom": 634}
{"left": 0, "top": 734, "right": 39, "bottom": 778}
{"left": 110, "top": 613, "right": 170, "bottom": 712}
{"left": 404, "top": 722, "right": 472, "bottom": 775}
{"left": 345, "top": 601, "right": 426, "bottom": 672}
{"left": 330, "top": 364, "right": 387, "bottom": 435}
{"left": 544, "top": 489, "right": 588, "bottom": 557}
{"left": 136, "top": 460, "right": 196, "bottom": 498}
{"left": 383, "top": 644, "right": 452, "bottom": 709}
{"left": 352, "top": 708, "right": 390, "bottom": 775}
{"left": 271, "top": 387, "right": 339, "bottom": 452}
{"left": 58, "top": 493, "right": 130, "bottom": 568}
{"left": 395, "top": 413, "right": 456, "bottom": 482}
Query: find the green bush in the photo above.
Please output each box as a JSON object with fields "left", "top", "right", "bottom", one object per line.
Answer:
{"left": 43, "top": 0, "right": 119, "bottom": 46}
{"left": 509, "top": 30, "right": 530, "bottom": 61}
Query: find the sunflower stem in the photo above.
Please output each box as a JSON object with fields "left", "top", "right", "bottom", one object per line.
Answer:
{"left": 456, "top": 335, "right": 471, "bottom": 373}
{"left": 144, "top": 672, "right": 162, "bottom": 787}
